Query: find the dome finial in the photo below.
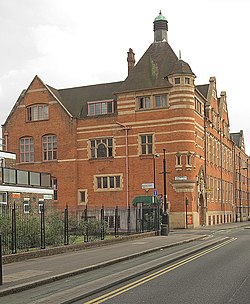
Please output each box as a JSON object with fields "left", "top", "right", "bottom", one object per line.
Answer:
{"left": 154, "top": 11, "right": 168, "bottom": 42}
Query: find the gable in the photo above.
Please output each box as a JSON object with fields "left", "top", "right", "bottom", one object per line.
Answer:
{"left": 218, "top": 91, "right": 230, "bottom": 126}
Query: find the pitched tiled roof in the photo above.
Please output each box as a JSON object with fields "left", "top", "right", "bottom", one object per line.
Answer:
{"left": 196, "top": 84, "right": 209, "bottom": 99}
{"left": 117, "top": 42, "right": 178, "bottom": 93}
{"left": 231, "top": 131, "right": 243, "bottom": 149}
{"left": 48, "top": 81, "right": 123, "bottom": 118}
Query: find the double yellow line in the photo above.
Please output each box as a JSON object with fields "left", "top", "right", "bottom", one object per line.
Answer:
{"left": 85, "top": 238, "right": 236, "bottom": 304}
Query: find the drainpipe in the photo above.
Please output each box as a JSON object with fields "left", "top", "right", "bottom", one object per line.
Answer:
{"left": 116, "top": 122, "right": 131, "bottom": 208}
{"left": 219, "top": 128, "right": 224, "bottom": 222}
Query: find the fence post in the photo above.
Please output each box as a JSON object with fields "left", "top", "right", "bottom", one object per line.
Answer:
{"left": 11, "top": 203, "right": 17, "bottom": 254}
{"left": 114, "top": 206, "right": 119, "bottom": 237}
{"left": 100, "top": 205, "right": 105, "bottom": 240}
{"left": 40, "top": 204, "right": 45, "bottom": 249}
{"left": 83, "top": 207, "right": 88, "bottom": 242}
{"left": 64, "top": 205, "right": 69, "bottom": 245}
{"left": 0, "top": 234, "right": 3, "bottom": 285}
{"left": 127, "top": 204, "right": 131, "bottom": 234}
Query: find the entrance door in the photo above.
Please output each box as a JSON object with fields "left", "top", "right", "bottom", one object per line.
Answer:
{"left": 199, "top": 194, "right": 206, "bottom": 226}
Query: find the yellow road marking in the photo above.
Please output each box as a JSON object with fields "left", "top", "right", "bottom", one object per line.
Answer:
{"left": 84, "top": 238, "right": 236, "bottom": 304}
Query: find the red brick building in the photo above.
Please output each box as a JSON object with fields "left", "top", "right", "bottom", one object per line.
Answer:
{"left": 2, "top": 12, "right": 249, "bottom": 228}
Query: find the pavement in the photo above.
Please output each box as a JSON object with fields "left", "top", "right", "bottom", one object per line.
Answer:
{"left": 0, "top": 222, "right": 249, "bottom": 298}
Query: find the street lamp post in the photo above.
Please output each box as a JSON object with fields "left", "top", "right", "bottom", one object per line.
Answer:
{"left": 185, "top": 197, "right": 189, "bottom": 228}
{"left": 153, "top": 153, "right": 160, "bottom": 235}
{"left": 161, "top": 148, "right": 169, "bottom": 236}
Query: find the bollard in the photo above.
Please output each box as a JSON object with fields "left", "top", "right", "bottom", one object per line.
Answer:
{"left": 0, "top": 234, "right": 3, "bottom": 285}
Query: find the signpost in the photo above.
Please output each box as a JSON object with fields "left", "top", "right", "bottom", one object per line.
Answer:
{"left": 0, "top": 234, "right": 2, "bottom": 285}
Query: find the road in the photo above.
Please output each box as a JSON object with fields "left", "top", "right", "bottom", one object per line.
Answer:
{"left": 80, "top": 227, "right": 250, "bottom": 304}
{"left": 1, "top": 226, "right": 249, "bottom": 304}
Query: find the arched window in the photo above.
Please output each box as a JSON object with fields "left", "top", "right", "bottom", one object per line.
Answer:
{"left": 186, "top": 152, "right": 192, "bottom": 166}
{"left": 90, "top": 138, "right": 113, "bottom": 159}
{"left": 175, "top": 152, "right": 182, "bottom": 168}
{"left": 27, "top": 104, "right": 48, "bottom": 121}
{"left": 97, "top": 143, "right": 107, "bottom": 158}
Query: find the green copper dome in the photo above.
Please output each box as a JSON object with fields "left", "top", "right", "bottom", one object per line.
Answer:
{"left": 154, "top": 11, "right": 167, "bottom": 21}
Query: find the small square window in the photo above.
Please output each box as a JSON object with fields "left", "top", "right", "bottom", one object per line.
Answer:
{"left": 185, "top": 77, "right": 190, "bottom": 84}
{"left": 0, "top": 192, "right": 7, "bottom": 204}
{"left": 175, "top": 78, "right": 180, "bottom": 85}
{"left": 79, "top": 190, "right": 88, "bottom": 204}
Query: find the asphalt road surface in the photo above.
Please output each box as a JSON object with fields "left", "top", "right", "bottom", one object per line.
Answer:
{"left": 80, "top": 227, "right": 250, "bottom": 304}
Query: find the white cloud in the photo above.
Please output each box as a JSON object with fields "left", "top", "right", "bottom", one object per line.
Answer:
{"left": 0, "top": 0, "right": 250, "bottom": 153}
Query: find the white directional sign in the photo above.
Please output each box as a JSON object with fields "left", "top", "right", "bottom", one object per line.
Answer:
{"left": 142, "top": 183, "right": 154, "bottom": 189}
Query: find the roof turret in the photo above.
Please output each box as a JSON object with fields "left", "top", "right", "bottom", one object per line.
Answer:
{"left": 168, "top": 59, "right": 195, "bottom": 76}
{"left": 153, "top": 11, "right": 168, "bottom": 42}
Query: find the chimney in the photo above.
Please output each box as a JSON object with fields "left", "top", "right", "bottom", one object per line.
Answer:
{"left": 127, "top": 48, "right": 135, "bottom": 76}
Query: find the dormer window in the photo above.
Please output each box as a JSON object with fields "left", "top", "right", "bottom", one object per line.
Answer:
{"left": 27, "top": 104, "right": 48, "bottom": 121}
{"left": 88, "top": 100, "right": 115, "bottom": 116}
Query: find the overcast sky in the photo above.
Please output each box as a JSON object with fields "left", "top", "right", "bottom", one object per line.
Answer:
{"left": 0, "top": 0, "right": 249, "bottom": 154}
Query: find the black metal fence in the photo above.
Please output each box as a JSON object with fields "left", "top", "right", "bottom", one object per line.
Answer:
{"left": 0, "top": 203, "right": 160, "bottom": 256}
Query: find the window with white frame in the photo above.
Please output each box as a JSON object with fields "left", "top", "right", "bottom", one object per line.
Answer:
{"left": 52, "top": 177, "right": 58, "bottom": 201}
{"left": 20, "top": 137, "right": 34, "bottom": 163}
{"left": 155, "top": 95, "right": 168, "bottom": 108}
{"left": 27, "top": 104, "right": 48, "bottom": 121}
{"left": 23, "top": 199, "right": 30, "bottom": 214}
{"left": 138, "top": 96, "right": 151, "bottom": 109}
{"left": 88, "top": 100, "right": 115, "bottom": 116}
{"left": 95, "top": 175, "right": 122, "bottom": 191}
{"left": 42, "top": 135, "right": 57, "bottom": 161}
{"left": 90, "top": 138, "right": 113, "bottom": 159}
{"left": 140, "top": 134, "right": 153, "bottom": 155}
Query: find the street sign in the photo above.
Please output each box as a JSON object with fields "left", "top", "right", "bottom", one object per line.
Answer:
{"left": 175, "top": 176, "right": 187, "bottom": 181}
{"left": 154, "top": 189, "right": 158, "bottom": 196}
{"left": 142, "top": 183, "right": 154, "bottom": 189}
{"left": 44, "top": 194, "right": 53, "bottom": 200}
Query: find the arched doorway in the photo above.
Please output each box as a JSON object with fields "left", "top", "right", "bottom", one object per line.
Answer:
{"left": 199, "top": 193, "right": 206, "bottom": 226}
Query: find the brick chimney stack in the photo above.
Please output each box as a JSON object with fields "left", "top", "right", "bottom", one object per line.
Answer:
{"left": 127, "top": 48, "right": 135, "bottom": 76}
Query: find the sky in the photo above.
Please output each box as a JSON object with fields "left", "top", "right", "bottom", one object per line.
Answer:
{"left": 0, "top": 0, "right": 250, "bottom": 154}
